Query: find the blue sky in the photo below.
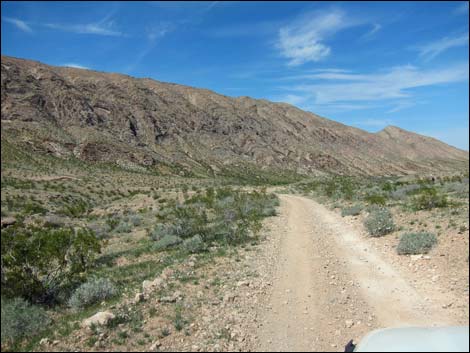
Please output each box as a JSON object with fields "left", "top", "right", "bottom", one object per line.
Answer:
{"left": 2, "top": 1, "right": 469, "bottom": 150}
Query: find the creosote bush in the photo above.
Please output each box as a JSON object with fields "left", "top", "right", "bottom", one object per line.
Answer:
{"left": 397, "top": 232, "right": 437, "bottom": 255}
{"left": 364, "top": 208, "right": 395, "bottom": 237}
{"left": 411, "top": 187, "right": 448, "bottom": 210}
{"left": 1, "top": 224, "right": 100, "bottom": 303}
{"left": 68, "top": 278, "right": 117, "bottom": 310}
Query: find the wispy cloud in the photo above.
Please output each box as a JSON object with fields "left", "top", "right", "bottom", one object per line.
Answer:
{"left": 45, "top": 22, "right": 122, "bottom": 36}
{"left": 285, "top": 63, "right": 469, "bottom": 105}
{"left": 60, "top": 63, "right": 90, "bottom": 70}
{"left": 2, "top": 16, "right": 33, "bottom": 33}
{"left": 146, "top": 22, "right": 174, "bottom": 41}
{"left": 361, "top": 23, "right": 382, "bottom": 40}
{"left": 386, "top": 100, "right": 416, "bottom": 113}
{"left": 416, "top": 33, "right": 469, "bottom": 61}
{"left": 276, "top": 8, "right": 355, "bottom": 66}
{"left": 44, "top": 11, "right": 123, "bottom": 36}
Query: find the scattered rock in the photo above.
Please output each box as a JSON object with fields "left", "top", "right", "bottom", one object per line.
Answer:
{"left": 149, "top": 340, "right": 161, "bottom": 350}
{"left": 1, "top": 216, "right": 16, "bottom": 228}
{"left": 39, "top": 338, "right": 51, "bottom": 345}
{"left": 82, "top": 311, "right": 115, "bottom": 329}
{"left": 160, "top": 290, "right": 183, "bottom": 303}
{"left": 345, "top": 319, "right": 354, "bottom": 328}
{"left": 143, "top": 277, "right": 164, "bottom": 294}
{"left": 134, "top": 292, "right": 145, "bottom": 303}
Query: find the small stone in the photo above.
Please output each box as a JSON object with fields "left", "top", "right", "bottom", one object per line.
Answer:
{"left": 39, "top": 338, "right": 51, "bottom": 345}
{"left": 149, "top": 340, "right": 161, "bottom": 350}
{"left": 345, "top": 320, "right": 354, "bottom": 328}
{"left": 134, "top": 292, "right": 144, "bottom": 303}
{"left": 1, "top": 216, "right": 16, "bottom": 228}
{"left": 82, "top": 311, "right": 115, "bottom": 329}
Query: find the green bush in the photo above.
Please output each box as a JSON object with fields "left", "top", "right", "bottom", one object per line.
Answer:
{"left": 1, "top": 297, "right": 50, "bottom": 347}
{"left": 68, "top": 278, "right": 117, "bottom": 310}
{"left": 364, "top": 208, "right": 395, "bottom": 237}
{"left": 341, "top": 204, "right": 363, "bottom": 217}
{"left": 397, "top": 232, "right": 437, "bottom": 255}
{"left": 411, "top": 187, "right": 447, "bottom": 210}
{"left": 1, "top": 225, "right": 100, "bottom": 303}
{"left": 181, "top": 235, "right": 206, "bottom": 253}
{"left": 364, "top": 194, "right": 387, "bottom": 205}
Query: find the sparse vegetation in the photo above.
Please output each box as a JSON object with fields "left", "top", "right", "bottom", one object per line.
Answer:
{"left": 397, "top": 232, "right": 438, "bottom": 255}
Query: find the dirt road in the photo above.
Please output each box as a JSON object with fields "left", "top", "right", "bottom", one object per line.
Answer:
{"left": 256, "top": 194, "right": 454, "bottom": 351}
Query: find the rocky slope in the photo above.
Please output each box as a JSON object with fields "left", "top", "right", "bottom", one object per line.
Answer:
{"left": 1, "top": 55, "right": 468, "bottom": 176}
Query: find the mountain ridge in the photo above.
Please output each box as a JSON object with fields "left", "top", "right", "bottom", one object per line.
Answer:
{"left": 1, "top": 55, "right": 468, "bottom": 177}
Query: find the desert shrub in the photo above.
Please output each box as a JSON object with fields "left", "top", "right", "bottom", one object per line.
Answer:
{"left": 152, "top": 188, "right": 278, "bottom": 249}
{"left": 58, "top": 197, "right": 90, "bottom": 218}
{"left": 153, "top": 234, "right": 182, "bottom": 250}
{"left": 397, "top": 232, "right": 437, "bottom": 255}
{"left": 411, "top": 187, "right": 447, "bottom": 210}
{"left": 364, "top": 208, "right": 395, "bottom": 237}
{"left": 68, "top": 278, "right": 117, "bottom": 310}
{"left": 106, "top": 216, "right": 119, "bottom": 231}
{"left": 364, "top": 194, "right": 386, "bottom": 205}
{"left": 341, "top": 204, "right": 363, "bottom": 217}
{"left": 1, "top": 297, "right": 50, "bottom": 347}
{"left": 181, "top": 234, "right": 206, "bottom": 254}
{"left": 1, "top": 225, "right": 100, "bottom": 303}
{"left": 390, "top": 184, "right": 421, "bottom": 200}
{"left": 129, "top": 215, "right": 142, "bottom": 227}
{"left": 115, "top": 221, "right": 132, "bottom": 234}
{"left": 364, "top": 185, "right": 387, "bottom": 206}
{"left": 86, "top": 223, "right": 110, "bottom": 240}
{"left": 442, "top": 181, "right": 469, "bottom": 198}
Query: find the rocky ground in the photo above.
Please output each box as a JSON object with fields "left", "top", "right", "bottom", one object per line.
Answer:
{"left": 39, "top": 193, "right": 468, "bottom": 352}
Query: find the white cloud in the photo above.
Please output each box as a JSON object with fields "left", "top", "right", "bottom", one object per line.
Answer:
{"left": 416, "top": 33, "right": 469, "bottom": 61}
{"left": 61, "top": 63, "right": 90, "bottom": 70}
{"left": 285, "top": 63, "right": 469, "bottom": 105}
{"left": 277, "top": 9, "right": 354, "bottom": 66}
{"left": 2, "top": 17, "right": 32, "bottom": 33}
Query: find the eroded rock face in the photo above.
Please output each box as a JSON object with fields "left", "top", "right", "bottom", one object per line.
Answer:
{"left": 1, "top": 55, "right": 468, "bottom": 176}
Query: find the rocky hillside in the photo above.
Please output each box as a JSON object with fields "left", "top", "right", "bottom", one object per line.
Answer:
{"left": 1, "top": 55, "right": 468, "bottom": 176}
